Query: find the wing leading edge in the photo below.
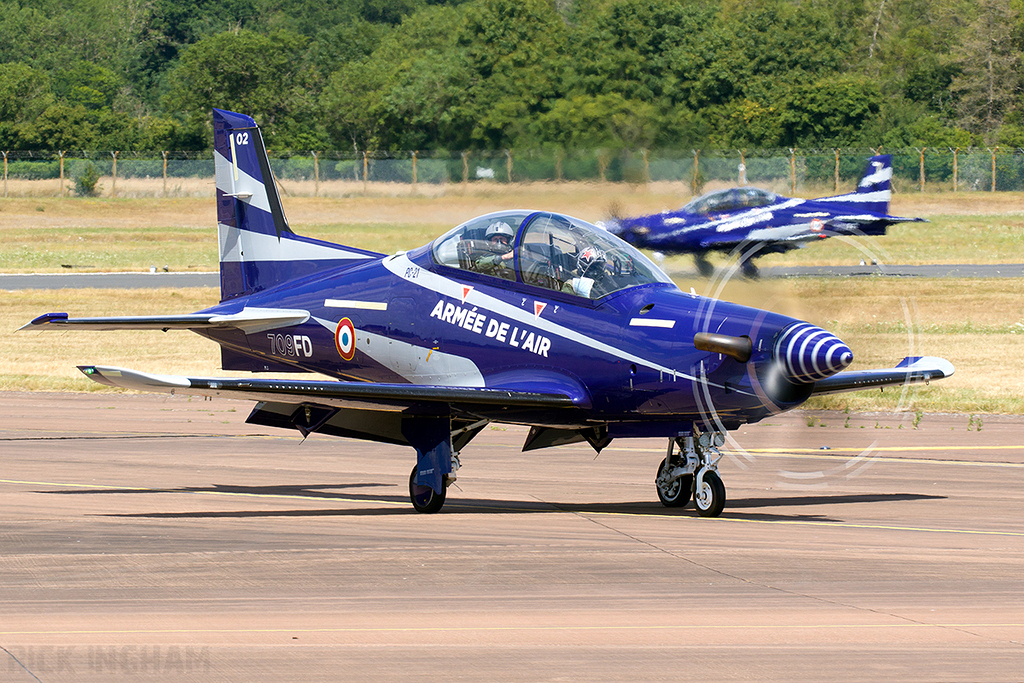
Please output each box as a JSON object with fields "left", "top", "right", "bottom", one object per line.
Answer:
{"left": 20, "top": 308, "right": 310, "bottom": 334}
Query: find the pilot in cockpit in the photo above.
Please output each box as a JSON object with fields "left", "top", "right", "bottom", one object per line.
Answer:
{"left": 474, "top": 221, "right": 515, "bottom": 274}
{"left": 561, "top": 246, "right": 606, "bottom": 298}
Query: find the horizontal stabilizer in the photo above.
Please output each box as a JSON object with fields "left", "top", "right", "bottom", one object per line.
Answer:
{"left": 20, "top": 307, "right": 309, "bottom": 334}
{"left": 811, "top": 356, "right": 954, "bottom": 395}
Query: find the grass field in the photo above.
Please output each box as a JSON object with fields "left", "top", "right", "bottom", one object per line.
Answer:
{"left": 2, "top": 187, "right": 1021, "bottom": 414}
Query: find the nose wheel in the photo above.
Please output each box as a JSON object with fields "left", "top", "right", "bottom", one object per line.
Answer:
{"left": 655, "top": 429, "right": 727, "bottom": 517}
{"left": 693, "top": 469, "right": 726, "bottom": 517}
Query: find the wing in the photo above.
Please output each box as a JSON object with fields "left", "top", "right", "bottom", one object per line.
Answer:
{"left": 77, "top": 365, "right": 588, "bottom": 445}
{"left": 811, "top": 356, "right": 954, "bottom": 395}
{"left": 19, "top": 308, "right": 309, "bottom": 334}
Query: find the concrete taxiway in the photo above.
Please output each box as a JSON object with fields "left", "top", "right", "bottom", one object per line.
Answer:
{"left": 1, "top": 392, "right": 1021, "bottom": 682}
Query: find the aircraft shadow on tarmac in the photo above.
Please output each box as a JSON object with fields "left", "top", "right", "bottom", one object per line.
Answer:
{"left": 39, "top": 483, "right": 945, "bottom": 523}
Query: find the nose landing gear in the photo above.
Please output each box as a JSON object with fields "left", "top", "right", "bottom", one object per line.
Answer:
{"left": 655, "top": 429, "right": 727, "bottom": 517}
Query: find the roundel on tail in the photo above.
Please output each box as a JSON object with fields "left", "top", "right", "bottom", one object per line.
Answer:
{"left": 335, "top": 317, "right": 356, "bottom": 361}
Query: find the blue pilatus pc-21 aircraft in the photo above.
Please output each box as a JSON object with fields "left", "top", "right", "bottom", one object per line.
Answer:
{"left": 22, "top": 110, "right": 954, "bottom": 517}
{"left": 602, "top": 155, "right": 925, "bottom": 277}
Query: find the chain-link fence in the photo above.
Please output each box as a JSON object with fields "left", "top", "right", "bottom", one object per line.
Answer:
{"left": 3, "top": 147, "right": 1022, "bottom": 197}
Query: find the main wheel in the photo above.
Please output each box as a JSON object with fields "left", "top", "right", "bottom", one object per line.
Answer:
{"left": 409, "top": 466, "right": 446, "bottom": 513}
{"left": 656, "top": 458, "right": 693, "bottom": 507}
{"left": 693, "top": 470, "right": 726, "bottom": 517}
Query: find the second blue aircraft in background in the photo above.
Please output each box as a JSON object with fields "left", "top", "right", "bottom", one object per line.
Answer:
{"left": 602, "top": 155, "right": 925, "bottom": 277}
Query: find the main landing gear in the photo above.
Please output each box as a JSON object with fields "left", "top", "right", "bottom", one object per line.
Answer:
{"left": 408, "top": 452, "right": 461, "bottom": 514}
{"left": 655, "top": 429, "right": 727, "bottom": 517}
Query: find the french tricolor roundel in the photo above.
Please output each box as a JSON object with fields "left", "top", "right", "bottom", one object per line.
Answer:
{"left": 335, "top": 317, "right": 356, "bottom": 361}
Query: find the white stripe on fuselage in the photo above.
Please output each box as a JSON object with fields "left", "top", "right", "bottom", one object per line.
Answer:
{"left": 218, "top": 224, "right": 373, "bottom": 263}
{"left": 325, "top": 299, "right": 388, "bottom": 311}
{"left": 817, "top": 189, "right": 890, "bottom": 204}
{"left": 312, "top": 316, "right": 485, "bottom": 386}
{"left": 383, "top": 253, "right": 697, "bottom": 381}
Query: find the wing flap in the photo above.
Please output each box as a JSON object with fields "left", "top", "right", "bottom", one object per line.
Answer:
{"left": 811, "top": 356, "right": 954, "bottom": 395}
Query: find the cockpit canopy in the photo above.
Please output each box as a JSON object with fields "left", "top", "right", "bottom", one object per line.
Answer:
{"left": 682, "top": 187, "right": 777, "bottom": 215}
{"left": 432, "top": 210, "right": 674, "bottom": 299}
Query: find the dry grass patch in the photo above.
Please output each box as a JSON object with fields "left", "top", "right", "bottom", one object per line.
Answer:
{"left": 4, "top": 288, "right": 238, "bottom": 392}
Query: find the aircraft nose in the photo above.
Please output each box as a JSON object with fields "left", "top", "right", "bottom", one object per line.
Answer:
{"left": 775, "top": 322, "right": 852, "bottom": 383}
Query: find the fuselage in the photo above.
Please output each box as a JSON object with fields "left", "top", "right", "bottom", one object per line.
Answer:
{"left": 197, "top": 237, "right": 829, "bottom": 436}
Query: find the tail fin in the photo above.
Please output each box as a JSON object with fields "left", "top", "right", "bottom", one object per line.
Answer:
{"left": 851, "top": 154, "right": 893, "bottom": 214}
{"left": 213, "top": 109, "right": 379, "bottom": 302}
{"left": 817, "top": 154, "right": 893, "bottom": 214}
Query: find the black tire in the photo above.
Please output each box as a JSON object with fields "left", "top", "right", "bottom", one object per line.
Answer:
{"left": 409, "top": 466, "right": 446, "bottom": 513}
{"left": 656, "top": 458, "right": 693, "bottom": 507}
{"left": 694, "top": 470, "right": 726, "bottom": 517}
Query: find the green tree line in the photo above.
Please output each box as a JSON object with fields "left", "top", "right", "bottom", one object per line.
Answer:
{"left": 2, "top": 0, "right": 1023, "bottom": 153}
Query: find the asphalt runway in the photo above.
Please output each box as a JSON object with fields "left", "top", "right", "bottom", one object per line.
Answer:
{"left": 3, "top": 262, "right": 1024, "bottom": 291}
{"left": 1, "top": 392, "right": 1021, "bottom": 682}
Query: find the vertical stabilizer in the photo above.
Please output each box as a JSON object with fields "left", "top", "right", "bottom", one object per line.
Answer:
{"left": 816, "top": 154, "right": 893, "bottom": 215}
{"left": 851, "top": 154, "right": 893, "bottom": 214}
{"left": 213, "top": 109, "right": 380, "bottom": 302}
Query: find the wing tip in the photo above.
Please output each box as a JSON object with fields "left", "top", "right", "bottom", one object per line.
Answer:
{"left": 77, "top": 365, "right": 192, "bottom": 391}
{"left": 18, "top": 312, "right": 68, "bottom": 331}
{"left": 895, "top": 356, "right": 955, "bottom": 379}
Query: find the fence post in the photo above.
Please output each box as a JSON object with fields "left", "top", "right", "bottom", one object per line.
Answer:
{"left": 111, "top": 151, "right": 118, "bottom": 198}
{"left": 362, "top": 151, "right": 368, "bottom": 193}
{"left": 461, "top": 151, "right": 469, "bottom": 184}
{"left": 951, "top": 147, "right": 958, "bottom": 192}
{"left": 789, "top": 148, "right": 796, "bottom": 194}
{"left": 692, "top": 149, "right": 700, "bottom": 195}
{"left": 2, "top": 151, "right": 7, "bottom": 198}
{"left": 161, "top": 151, "right": 168, "bottom": 197}
{"left": 59, "top": 151, "right": 65, "bottom": 197}
{"left": 505, "top": 149, "right": 513, "bottom": 184}
{"left": 555, "top": 149, "right": 563, "bottom": 182}
{"left": 917, "top": 147, "right": 926, "bottom": 191}
{"left": 412, "top": 151, "right": 418, "bottom": 189}
{"left": 312, "top": 151, "right": 320, "bottom": 197}
{"left": 738, "top": 149, "right": 746, "bottom": 185}
{"left": 833, "top": 148, "right": 840, "bottom": 192}
{"left": 641, "top": 148, "right": 650, "bottom": 184}
{"left": 990, "top": 147, "right": 997, "bottom": 192}
{"left": 987, "top": 147, "right": 995, "bottom": 192}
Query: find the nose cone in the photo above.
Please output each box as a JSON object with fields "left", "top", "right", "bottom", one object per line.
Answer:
{"left": 776, "top": 322, "right": 852, "bottom": 383}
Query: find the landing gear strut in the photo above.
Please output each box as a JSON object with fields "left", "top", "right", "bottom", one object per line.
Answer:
{"left": 655, "top": 428, "right": 727, "bottom": 517}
